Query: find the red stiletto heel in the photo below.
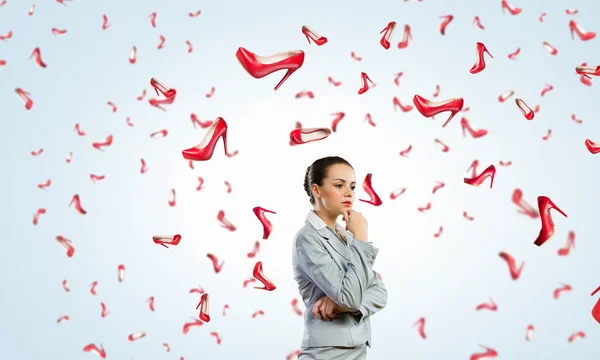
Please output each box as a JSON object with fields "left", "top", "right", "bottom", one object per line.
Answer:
{"left": 569, "top": 20, "right": 596, "bottom": 41}
{"left": 533, "top": 196, "right": 567, "bottom": 246}
{"left": 152, "top": 234, "right": 182, "bottom": 249}
{"left": 398, "top": 24, "right": 412, "bottom": 49}
{"left": 253, "top": 261, "right": 276, "bottom": 291}
{"left": 195, "top": 293, "right": 210, "bottom": 322}
{"left": 464, "top": 164, "right": 496, "bottom": 188}
{"left": 236, "top": 47, "right": 305, "bottom": 91}
{"left": 501, "top": 0, "right": 522, "bottom": 15}
{"left": 301, "top": 26, "right": 327, "bottom": 46}
{"left": 253, "top": 206, "right": 277, "bottom": 240}
{"left": 379, "top": 21, "right": 396, "bottom": 49}
{"left": 460, "top": 117, "right": 488, "bottom": 138}
{"left": 470, "top": 42, "right": 493, "bottom": 74}
{"left": 358, "top": 72, "right": 374, "bottom": 95}
{"left": 413, "top": 94, "right": 464, "bottom": 127}
{"left": 575, "top": 65, "right": 600, "bottom": 78}
{"left": 182, "top": 117, "right": 228, "bottom": 161}
{"left": 150, "top": 78, "right": 176, "bottom": 98}
{"left": 591, "top": 286, "right": 600, "bottom": 324}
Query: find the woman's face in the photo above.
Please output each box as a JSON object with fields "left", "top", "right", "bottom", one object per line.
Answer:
{"left": 312, "top": 164, "right": 356, "bottom": 214}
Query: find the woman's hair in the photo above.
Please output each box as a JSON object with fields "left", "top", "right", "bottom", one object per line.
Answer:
{"left": 303, "top": 156, "right": 353, "bottom": 204}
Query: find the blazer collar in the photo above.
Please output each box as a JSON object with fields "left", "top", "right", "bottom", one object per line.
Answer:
{"left": 305, "top": 210, "right": 351, "bottom": 260}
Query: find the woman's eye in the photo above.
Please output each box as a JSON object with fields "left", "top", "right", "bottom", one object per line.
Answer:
{"left": 351, "top": 187, "right": 356, "bottom": 191}
{"left": 335, "top": 184, "right": 343, "bottom": 188}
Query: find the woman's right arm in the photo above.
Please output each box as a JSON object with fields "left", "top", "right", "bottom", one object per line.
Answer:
{"left": 295, "top": 230, "right": 377, "bottom": 312}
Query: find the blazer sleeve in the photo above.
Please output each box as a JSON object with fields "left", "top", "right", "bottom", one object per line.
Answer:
{"left": 295, "top": 231, "right": 375, "bottom": 312}
{"left": 354, "top": 277, "right": 388, "bottom": 322}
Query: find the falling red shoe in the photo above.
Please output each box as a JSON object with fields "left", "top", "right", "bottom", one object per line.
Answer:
{"left": 398, "top": 24, "right": 412, "bottom": 49}
{"left": 152, "top": 234, "right": 182, "bottom": 249}
{"left": 469, "top": 345, "right": 498, "bottom": 360}
{"left": 470, "top": 42, "right": 493, "bottom": 74}
{"left": 501, "top": 0, "right": 521, "bottom": 15}
{"left": 236, "top": 47, "right": 305, "bottom": 90}
{"left": 460, "top": 117, "right": 488, "bottom": 138}
{"left": 357, "top": 72, "right": 374, "bottom": 95}
{"left": 439, "top": 15, "right": 454, "bottom": 35}
{"left": 196, "top": 293, "right": 210, "bottom": 322}
{"left": 56, "top": 235, "right": 75, "bottom": 257}
{"left": 533, "top": 196, "right": 567, "bottom": 246}
{"left": 512, "top": 188, "right": 539, "bottom": 218}
{"left": 70, "top": 194, "right": 87, "bottom": 214}
{"left": 359, "top": 173, "right": 382, "bottom": 206}
{"left": 30, "top": 47, "right": 47, "bottom": 68}
{"left": 301, "top": 26, "right": 327, "bottom": 46}
{"left": 253, "top": 206, "right": 276, "bottom": 239}
{"left": 379, "top": 21, "right": 396, "bottom": 49}
{"left": 515, "top": 98, "right": 534, "bottom": 120}
{"left": 575, "top": 65, "right": 600, "bottom": 78}
{"left": 557, "top": 231, "right": 575, "bottom": 256}
{"left": 83, "top": 344, "right": 106, "bottom": 359}
{"left": 585, "top": 139, "right": 600, "bottom": 154}
{"left": 475, "top": 298, "right": 497, "bottom": 311}
{"left": 217, "top": 210, "right": 236, "bottom": 231}
{"left": 569, "top": 20, "right": 596, "bottom": 41}
{"left": 150, "top": 78, "right": 176, "bottom": 98}
{"left": 413, "top": 94, "right": 464, "bottom": 127}
{"left": 499, "top": 252, "right": 523, "bottom": 280}
{"left": 591, "top": 286, "right": 600, "bottom": 324}
{"left": 464, "top": 165, "right": 496, "bottom": 188}
{"left": 413, "top": 317, "right": 426, "bottom": 339}
{"left": 182, "top": 117, "right": 228, "bottom": 161}
{"left": 330, "top": 112, "right": 345, "bottom": 132}
{"left": 253, "top": 261, "right": 276, "bottom": 291}
{"left": 15, "top": 88, "right": 33, "bottom": 110}
{"left": 290, "top": 127, "right": 331, "bottom": 145}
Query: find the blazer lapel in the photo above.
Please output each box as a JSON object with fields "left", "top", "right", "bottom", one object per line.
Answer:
{"left": 316, "top": 227, "right": 349, "bottom": 261}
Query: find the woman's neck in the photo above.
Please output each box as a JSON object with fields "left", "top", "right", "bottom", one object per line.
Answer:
{"left": 314, "top": 209, "right": 337, "bottom": 229}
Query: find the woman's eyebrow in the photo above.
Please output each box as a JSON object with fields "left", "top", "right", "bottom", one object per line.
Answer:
{"left": 333, "top": 178, "right": 357, "bottom": 184}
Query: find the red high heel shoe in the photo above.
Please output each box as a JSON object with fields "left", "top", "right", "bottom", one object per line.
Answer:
{"left": 460, "top": 117, "right": 488, "bottom": 138}
{"left": 359, "top": 173, "right": 382, "bottom": 206}
{"left": 591, "top": 286, "right": 600, "bottom": 324}
{"left": 575, "top": 65, "right": 600, "bottom": 78}
{"left": 152, "top": 234, "right": 182, "bottom": 249}
{"left": 515, "top": 98, "right": 534, "bottom": 120}
{"left": 585, "top": 139, "right": 600, "bottom": 154}
{"left": 379, "top": 21, "right": 396, "bottom": 49}
{"left": 533, "top": 196, "right": 567, "bottom": 246}
{"left": 150, "top": 78, "right": 176, "bottom": 98}
{"left": 413, "top": 95, "right": 464, "bottom": 127}
{"left": 464, "top": 164, "right": 496, "bottom": 188}
{"left": 569, "top": 20, "right": 596, "bottom": 41}
{"left": 253, "top": 206, "right": 276, "bottom": 240}
{"left": 470, "top": 42, "right": 493, "bottom": 74}
{"left": 501, "top": 0, "right": 522, "bottom": 15}
{"left": 253, "top": 261, "right": 276, "bottom": 291}
{"left": 236, "top": 47, "right": 305, "bottom": 91}
{"left": 398, "top": 24, "right": 412, "bottom": 49}
{"left": 289, "top": 127, "right": 331, "bottom": 145}
{"left": 182, "top": 117, "right": 228, "bottom": 161}
{"left": 301, "top": 26, "right": 327, "bottom": 46}
{"left": 195, "top": 293, "right": 210, "bottom": 322}
{"left": 358, "top": 72, "right": 373, "bottom": 95}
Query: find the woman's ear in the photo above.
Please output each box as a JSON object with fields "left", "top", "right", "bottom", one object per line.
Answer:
{"left": 311, "top": 183, "right": 320, "bottom": 200}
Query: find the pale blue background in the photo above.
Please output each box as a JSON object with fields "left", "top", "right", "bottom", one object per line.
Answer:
{"left": 2, "top": 0, "right": 599, "bottom": 359}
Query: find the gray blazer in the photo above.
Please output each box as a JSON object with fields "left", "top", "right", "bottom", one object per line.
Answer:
{"left": 292, "top": 210, "right": 388, "bottom": 348}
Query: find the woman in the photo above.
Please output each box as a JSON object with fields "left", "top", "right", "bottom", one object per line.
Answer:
{"left": 292, "top": 156, "right": 388, "bottom": 360}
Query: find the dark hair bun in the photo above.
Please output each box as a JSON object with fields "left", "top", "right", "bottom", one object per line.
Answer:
{"left": 303, "top": 166, "right": 311, "bottom": 197}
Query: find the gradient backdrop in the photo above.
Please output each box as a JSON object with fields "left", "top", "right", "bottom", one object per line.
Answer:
{"left": 2, "top": 0, "right": 599, "bottom": 359}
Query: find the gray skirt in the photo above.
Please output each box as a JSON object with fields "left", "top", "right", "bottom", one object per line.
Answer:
{"left": 298, "top": 343, "right": 367, "bottom": 360}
